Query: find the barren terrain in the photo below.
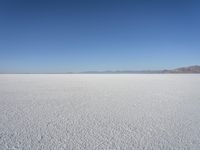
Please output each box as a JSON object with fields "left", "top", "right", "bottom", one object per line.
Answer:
{"left": 0, "top": 74, "right": 200, "bottom": 149}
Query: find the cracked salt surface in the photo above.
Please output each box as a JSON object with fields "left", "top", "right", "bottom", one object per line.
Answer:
{"left": 0, "top": 74, "right": 200, "bottom": 149}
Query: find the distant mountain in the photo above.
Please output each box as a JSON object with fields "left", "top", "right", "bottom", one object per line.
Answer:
{"left": 81, "top": 65, "right": 200, "bottom": 74}
{"left": 1, "top": 65, "right": 200, "bottom": 74}
{"left": 163, "top": 65, "right": 200, "bottom": 73}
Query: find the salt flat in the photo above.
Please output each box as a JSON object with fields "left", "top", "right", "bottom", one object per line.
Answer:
{"left": 0, "top": 74, "right": 200, "bottom": 150}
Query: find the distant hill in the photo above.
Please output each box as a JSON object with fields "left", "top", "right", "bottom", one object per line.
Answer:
{"left": 163, "top": 65, "right": 200, "bottom": 73}
{"left": 81, "top": 65, "right": 200, "bottom": 74}
{"left": 1, "top": 65, "right": 200, "bottom": 74}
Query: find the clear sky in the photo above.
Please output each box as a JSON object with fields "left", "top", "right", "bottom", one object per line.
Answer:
{"left": 0, "top": 0, "right": 200, "bottom": 73}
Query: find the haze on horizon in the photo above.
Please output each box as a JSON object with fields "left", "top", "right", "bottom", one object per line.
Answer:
{"left": 0, "top": 0, "right": 200, "bottom": 73}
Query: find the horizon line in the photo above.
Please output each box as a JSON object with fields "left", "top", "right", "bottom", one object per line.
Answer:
{"left": 0, "top": 65, "right": 200, "bottom": 74}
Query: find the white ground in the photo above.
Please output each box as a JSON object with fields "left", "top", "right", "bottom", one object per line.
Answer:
{"left": 0, "top": 74, "right": 200, "bottom": 150}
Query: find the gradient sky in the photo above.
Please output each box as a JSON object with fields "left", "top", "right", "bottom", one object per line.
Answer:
{"left": 0, "top": 0, "right": 200, "bottom": 73}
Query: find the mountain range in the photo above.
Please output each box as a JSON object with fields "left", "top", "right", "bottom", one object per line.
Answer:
{"left": 81, "top": 65, "right": 200, "bottom": 74}
{"left": 1, "top": 65, "right": 200, "bottom": 74}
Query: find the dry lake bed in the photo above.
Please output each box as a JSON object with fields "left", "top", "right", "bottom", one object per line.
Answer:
{"left": 0, "top": 74, "right": 200, "bottom": 150}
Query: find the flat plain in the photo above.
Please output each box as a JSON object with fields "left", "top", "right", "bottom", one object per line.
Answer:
{"left": 0, "top": 74, "right": 200, "bottom": 150}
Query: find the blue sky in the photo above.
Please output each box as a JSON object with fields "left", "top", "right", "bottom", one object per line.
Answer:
{"left": 0, "top": 0, "right": 200, "bottom": 73}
